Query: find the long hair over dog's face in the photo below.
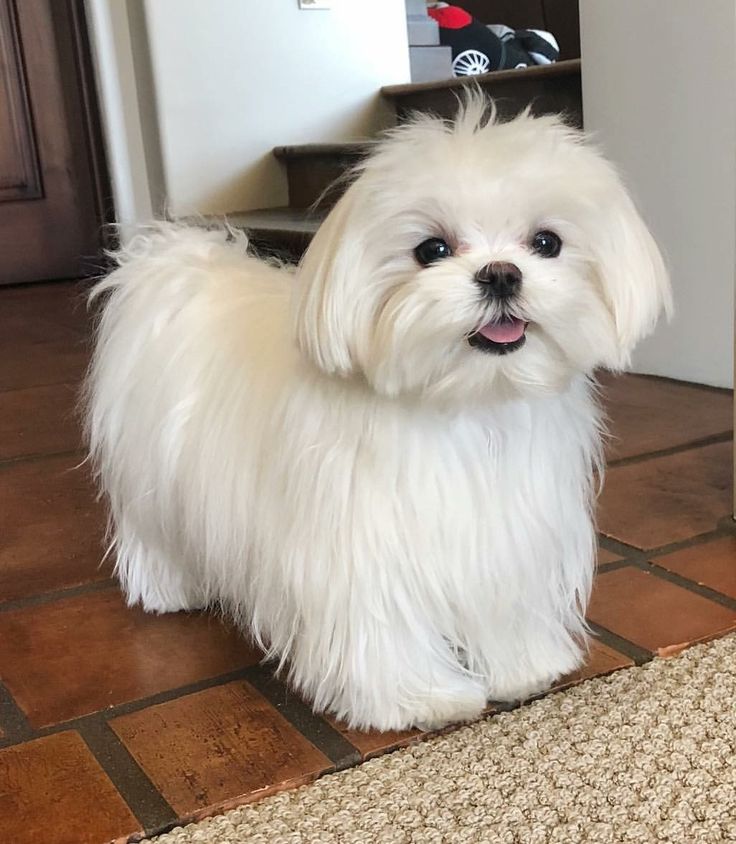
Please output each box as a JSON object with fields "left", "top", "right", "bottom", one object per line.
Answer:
{"left": 294, "top": 101, "right": 672, "bottom": 404}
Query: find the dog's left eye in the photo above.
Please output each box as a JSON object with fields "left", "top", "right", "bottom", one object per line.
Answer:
{"left": 414, "top": 237, "right": 453, "bottom": 266}
{"left": 531, "top": 230, "right": 562, "bottom": 258}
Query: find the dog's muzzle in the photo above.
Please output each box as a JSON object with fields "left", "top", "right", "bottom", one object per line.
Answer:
{"left": 469, "top": 262, "right": 527, "bottom": 355}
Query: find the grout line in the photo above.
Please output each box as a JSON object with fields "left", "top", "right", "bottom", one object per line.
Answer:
{"left": 596, "top": 530, "right": 736, "bottom": 608}
{"left": 645, "top": 528, "right": 731, "bottom": 558}
{"left": 0, "top": 578, "right": 115, "bottom": 614}
{"left": 631, "top": 559, "right": 736, "bottom": 612}
{"left": 595, "top": 559, "right": 632, "bottom": 574}
{"left": 30, "top": 657, "right": 331, "bottom": 740}
{"left": 244, "top": 664, "right": 362, "bottom": 769}
{"left": 35, "top": 667, "right": 261, "bottom": 736}
{"left": 598, "top": 526, "right": 729, "bottom": 563}
{"left": 0, "top": 378, "right": 84, "bottom": 397}
{"left": 587, "top": 622, "right": 653, "bottom": 666}
{"left": 77, "top": 717, "right": 178, "bottom": 832}
{"left": 0, "top": 682, "right": 34, "bottom": 747}
{"left": 597, "top": 533, "right": 644, "bottom": 559}
{"left": 607, "top": 431, "right": 732, "bottom": 468}
{"left": 0, "top": 276, "right": 94, "bottom": 292}
{"left": 0, "top": 378, "right": 82, "bottom": 397}
{"left": 0, "top": 447, "right": 85, "bottom": 471}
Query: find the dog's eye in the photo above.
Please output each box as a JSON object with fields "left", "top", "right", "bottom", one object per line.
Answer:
{"left": 414, "top": 237, "right": 453, "bottom": 266}
{"left": 531, "top": 230, "right": 562, "bottom": 258}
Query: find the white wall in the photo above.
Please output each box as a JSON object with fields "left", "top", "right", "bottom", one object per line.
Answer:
{"left": 580, "top": 1, "right": 736, "bottom": 388}
{"left": 141, "top": 0, "right": 411, "bottom": 215}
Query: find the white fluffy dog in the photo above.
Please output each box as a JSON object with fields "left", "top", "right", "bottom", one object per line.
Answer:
{"left": 86, "top": 100, "right": 671, "bottom": 731}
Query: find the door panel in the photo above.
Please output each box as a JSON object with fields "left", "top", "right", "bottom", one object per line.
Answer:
{"left": 0, "top": 0, "right": 109, "bottom": 285}
{"left": 0, "top": 1, "right": 42, "bottom": 202}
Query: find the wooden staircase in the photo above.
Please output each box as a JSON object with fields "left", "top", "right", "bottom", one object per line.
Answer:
{"left": 234, "top": 59, "right": 582, "bottom": 260}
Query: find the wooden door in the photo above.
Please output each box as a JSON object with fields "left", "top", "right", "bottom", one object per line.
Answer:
{"left": 0, "top": 0, "right": 110, "bottom": 285}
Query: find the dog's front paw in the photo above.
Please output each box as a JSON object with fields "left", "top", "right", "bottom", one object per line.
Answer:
{"left": 410, "top": 685, "right": 487, "bottom": 731}
{"left": 487, "top": 665, "right": 576, "bottom": 705}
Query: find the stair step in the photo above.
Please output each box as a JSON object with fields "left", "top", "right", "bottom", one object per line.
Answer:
{"left": 273, "top": 142, "right": 373, "bottom": 159}
{"left": 382, "top": 59, "right": 583, "bottom": 128}
{"left": 226, "top": 207, "right": 324, "bottom": 261}
{"left": 273, "top": 142, "right": 375, "bottom": 210}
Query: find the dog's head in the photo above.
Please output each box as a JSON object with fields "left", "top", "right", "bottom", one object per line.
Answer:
{"left": 294, "top": 99, "right": 672, "bottom": 403}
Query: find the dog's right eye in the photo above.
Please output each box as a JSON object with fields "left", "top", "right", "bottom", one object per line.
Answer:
{"left": 414, "top": 238, "right": 453, "bottom": 266}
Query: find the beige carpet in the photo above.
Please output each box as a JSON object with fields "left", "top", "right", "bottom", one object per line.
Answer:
{"left": 153, "top": 635, "right": 736, "bottom": 843}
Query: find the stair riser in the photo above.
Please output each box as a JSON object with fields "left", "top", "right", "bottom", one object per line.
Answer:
{"left": 248, "top": 229, "right": 314, "bottom": 263}
{"left": 284, "top": 154, "right": 364, "bottom": 210}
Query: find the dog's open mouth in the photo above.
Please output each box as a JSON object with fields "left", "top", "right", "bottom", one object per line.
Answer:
{"left": 468, "top": 317, "right": 528, "bottom": 355}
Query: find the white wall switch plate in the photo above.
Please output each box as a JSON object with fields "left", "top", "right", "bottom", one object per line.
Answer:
{"left": 298, "top": 0, "right": 331, "bottom": 8}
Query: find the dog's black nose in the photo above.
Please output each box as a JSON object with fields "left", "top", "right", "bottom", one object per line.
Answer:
{"left": 474, "top": 262, "right": 522, "bottom": 298}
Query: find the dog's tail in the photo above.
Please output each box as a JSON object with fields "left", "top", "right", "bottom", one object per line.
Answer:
{"left": 83, "top": 218, "right": 288, "bottom": 447}
{"left": 90, "top": 221, "right": 252, "bottom": 303}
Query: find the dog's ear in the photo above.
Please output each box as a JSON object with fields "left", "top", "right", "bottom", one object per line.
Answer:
{"left": 293, "top": 189, "right": 362, "bottom": 376}
{"left": 591, "top": 177, "right": 673, "bottom": 370}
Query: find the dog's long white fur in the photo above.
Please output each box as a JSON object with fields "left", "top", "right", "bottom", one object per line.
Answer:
{"left": 85, "top": 102, "right": 671, "bottom": 730}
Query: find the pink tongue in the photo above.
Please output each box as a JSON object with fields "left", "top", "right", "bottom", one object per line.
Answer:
{"left": 477, "top": 317, "right": 526, "bottom": 344}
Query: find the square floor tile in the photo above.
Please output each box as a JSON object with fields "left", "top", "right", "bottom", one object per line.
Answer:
{"left": 0, "top": 383, "right": 82, "bottom": 461}
{"left": 599, "top": 373, "right": 733, "bottom": 461}
{"left": 324, "top": 715, "right": 422, "bottom": 761}
{"left": 0, "top": 731, "right": 138, "bottom": 844}
{"left": 0, "top": 281, "right": 91, "bottom": 345}
{"left": 0, "top": 337, "right": 90, "bottom": 393}
{"left": 653, "top": 536, "right": 736, "bottom": 600}
{"left": 587, "top": 566, "right": 736, "bottom": 654}
{"left": 0, "top": 454, "right": 110, "bottom": 603}
{"left": 0, "top": 282, "right": 91, "bottom": 392}
{"left": 111, "top": 680, "right": 332, "bottom": 816}
{"left": 0, "top": 588, "right": 262, "bottom": 727}
{"left": 597, "top": 441, "right": 732, "bottom": 549}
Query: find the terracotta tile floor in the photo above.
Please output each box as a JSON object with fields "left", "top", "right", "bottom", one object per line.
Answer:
{"left": 1, "top": 280, "right": 734, "bottom": 843}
